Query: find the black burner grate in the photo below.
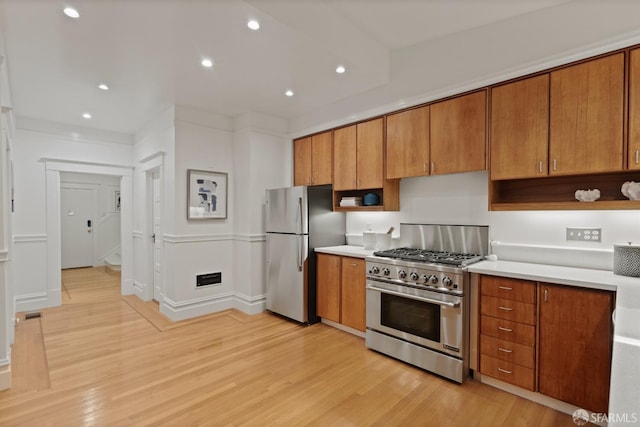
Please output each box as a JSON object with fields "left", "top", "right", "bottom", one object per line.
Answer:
{"left": 373, "top": 247, "right": 483, "bottom": 267}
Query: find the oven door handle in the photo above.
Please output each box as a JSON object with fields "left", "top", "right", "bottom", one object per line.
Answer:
{"left": 367, "top": 285, "right": 460, "bottom": 308}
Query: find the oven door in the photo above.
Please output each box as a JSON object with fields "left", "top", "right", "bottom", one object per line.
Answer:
{"left": 366, "top": 278, "right": 464, "bottom": 358}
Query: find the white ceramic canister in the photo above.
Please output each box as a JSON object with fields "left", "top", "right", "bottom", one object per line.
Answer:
{"left": 363, "top": 223, "right": 376, "bottom": 250}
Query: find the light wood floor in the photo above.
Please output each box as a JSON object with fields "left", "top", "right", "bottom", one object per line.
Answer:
{"left": 0, "top": 267, "right": 579, "bottom": 426}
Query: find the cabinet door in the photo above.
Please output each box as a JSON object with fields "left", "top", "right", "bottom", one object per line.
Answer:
{"left": 293, "top": 137, "right": 312, "bottom": 186}
{"left": 311, "top": 131, "right": 333, "bottom": 185}
{"left": 340, "top": 257, "right": 366, "bottom": 331}
{"left": 538, "top": 283, "right": 613, "bottom": 413}
{"left": 490, "top": 75, "right": 549, "bottom": 180}
{"left": 629, "top": 48, "right": 640, "bottom": 170}
{"left": 430, "top": 91, "right": 486, "bottom": 175}
{"left": 316, "top": 254, "right": 341, "bottom": 323}
{"left": 550, "top": 53, "right": 624, "bottom": 175}
{"left": 386, "top": 106, "right": 430, "bottom": 179}
{"left": 356, "top": 118, "right": 384, "bottom": 189}
{"left": 333, "top": 125, "right": 357, "bottom": 191}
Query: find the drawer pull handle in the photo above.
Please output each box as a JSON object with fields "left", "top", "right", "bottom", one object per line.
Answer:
{"left": 498, "top": 286, "right": 512, "bottom": 291}
{"left": 498, "top": 347, "right": 513, "bottom": 354}
{"left": 498, "top": 326, "right": 513, "bottom": 332}
{"left": 498, "top": 306, "right": 513, "bottom": 311}
{"left": 498, "top": 367, "right": 513, "bottom": 375}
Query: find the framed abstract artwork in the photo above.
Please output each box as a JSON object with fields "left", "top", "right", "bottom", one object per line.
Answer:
{"left": 187, "top": 169, "right": 228, "bottom": 219}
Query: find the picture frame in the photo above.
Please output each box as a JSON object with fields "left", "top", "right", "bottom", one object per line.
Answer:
{"left": 187, "top": 169, "right": 228, "bottom": 220}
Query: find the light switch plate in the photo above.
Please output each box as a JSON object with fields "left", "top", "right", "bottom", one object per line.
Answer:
{"left": 566, "top": 227, "right": 601, "bottom": 242}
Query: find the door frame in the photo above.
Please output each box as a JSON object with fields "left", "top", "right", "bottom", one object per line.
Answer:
{"left": 140, "top": 151, "right": 164, "bottom": 302}
{"left": 44, "top": 159, "right": 134, "bottom": 306}
{"left": 60, "top": 183, "right": 98, "bottom": 269}
{"left": 148, "top": 168, "right": 163, "bottom": 302}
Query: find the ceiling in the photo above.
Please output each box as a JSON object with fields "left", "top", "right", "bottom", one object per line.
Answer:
{"left": 0, "top": 0, "right": 571, "bottom": 136}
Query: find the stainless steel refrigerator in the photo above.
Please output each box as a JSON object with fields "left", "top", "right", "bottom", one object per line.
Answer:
{"left": 265, "top": 185, "right": 345, "bottom": 323}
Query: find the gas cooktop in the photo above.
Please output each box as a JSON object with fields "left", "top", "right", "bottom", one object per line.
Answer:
{"left": 372, "top": 247, "right": 484, "bottom": 267}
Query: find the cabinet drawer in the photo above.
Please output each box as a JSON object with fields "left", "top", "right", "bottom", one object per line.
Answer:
{"left": 480, "top": 276, "right": 536, "bottom": 303}
{"left": 481, "top": 296, "right": 536, "bottom": 325}
{"left": 480, "top": 355, "right": 535, "bottom": 391}
{"left": 480, "top": 334, "right": 535, "bottom": 369}
{"left": 480, "top": 315, "right": 535, "bottom": 346}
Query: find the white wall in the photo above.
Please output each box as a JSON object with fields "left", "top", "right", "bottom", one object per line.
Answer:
{"left": 132, "top": 107, "right": 290, "bottom": 319}
{"left": 60, "top": 172, "right": 121, "bottom": 266}
{"left": 12, "top": 123, "right": 132, "bottom": 311}
{"left": 157, "top": 108, "right": 236, "bottom": 320}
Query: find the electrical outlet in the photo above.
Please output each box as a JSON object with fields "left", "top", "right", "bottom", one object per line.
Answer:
{"left": 566, "top": 227, "right": 602, "bottom": 242}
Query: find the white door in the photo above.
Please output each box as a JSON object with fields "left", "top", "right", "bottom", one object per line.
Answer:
{"left": 152, "top": 172, "right": 163, "bottom": 301}
{"left": 61, "top": 187, "right": 94, "bottom": 269}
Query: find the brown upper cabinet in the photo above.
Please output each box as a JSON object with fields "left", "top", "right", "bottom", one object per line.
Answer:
{"left": 491, "top": 52, "right": 625, "bottom": 181}
{"left": 430, "top": 90, "right": 486, "bottom": 175}
{"left": 293, "top": 131, "right": 333, "bottom": 186}
{"left": 490, "top": 74, "right": 550, "bottom": 180}
{"left": 333, "top": 118, "right": 384, "bottom": 191}
{"left": 549, "top": 53, "right": 625, "bottom": 175}
{"left": 386, "top": 105, "right": 430, "bottom": 179}
{"left": 628, "top": 48, "right": 640, "bottom": 170}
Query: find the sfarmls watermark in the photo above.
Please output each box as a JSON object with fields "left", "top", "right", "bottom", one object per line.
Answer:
{"left": 573, "top": 408, "right": 639, "bottom": 425}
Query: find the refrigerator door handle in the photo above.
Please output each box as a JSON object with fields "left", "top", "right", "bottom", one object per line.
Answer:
{"left": 297, "top": 235, "right": 303, "bottom": 271}
{"left": 298, "top": 197, "right": 304, "bottom": 235}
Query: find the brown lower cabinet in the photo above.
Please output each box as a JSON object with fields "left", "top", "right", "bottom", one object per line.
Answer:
{"left": 316, "top": 253, "right": 366, "bottom": 331}
{"left": 538, "top": 283, "right": 614, "bottom": 413}
{"left": 479, "top": 275, "right": 614, "bottom": 413}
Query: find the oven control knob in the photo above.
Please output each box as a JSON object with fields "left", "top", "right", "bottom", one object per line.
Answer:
{"left": 382, "top": 268, "right": 390, "bottom": 276}
{"left": 371, "top": 266, "right": 380, "bottom": 274}
{"left": 398, "top": 270, "right": 407, "bottom": 279}
{"left": 410, "top": 272, "right": 419, "bottom": 281}
{"left": 428, "top": 275, "right": 438, "bottom": 285}
{"left": 442, "top": 276, "right": 453, "bottom": 287}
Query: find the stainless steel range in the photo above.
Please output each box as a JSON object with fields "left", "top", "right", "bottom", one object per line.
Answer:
{"left": 365, "top": 224, "right": 489, "bottom": 383}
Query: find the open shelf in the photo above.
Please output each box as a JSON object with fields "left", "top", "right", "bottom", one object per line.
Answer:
{"left": 333, "top": 180, "right": 400, "bottom": 212}
{"left": 490, "top": 171, "right": 640, "bottom": 210}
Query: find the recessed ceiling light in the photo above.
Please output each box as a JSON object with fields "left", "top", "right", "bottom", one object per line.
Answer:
{"left": 336, "top": 65, "right": 346, "bottom": 74}
{"left": 285, "top": 90, "right": 294, "bottom": 97}
{"left": 82, "top": 113, "right": 92, "bottom": 119}
{"left": 247, "top": 20, "right": 260, "bottom": 31}
{"left": 98, "top": 83, "right": 109, "bottom": 91}
{"left": 201, "top": 58, "right": 213, "bottom": 68}
{"left": 63, "top": 7, "right": 80, "bottom": 18}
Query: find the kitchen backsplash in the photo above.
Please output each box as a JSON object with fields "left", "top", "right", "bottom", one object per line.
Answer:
{"left": 347, "top": 171, "right": 640, "bottom": 271}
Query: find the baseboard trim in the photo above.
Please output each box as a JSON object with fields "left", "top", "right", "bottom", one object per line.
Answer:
{"left": 15, "top": 292, "right": 50, "bottom": 312}
{"left": 0, "top": 364, "right": 10, "bottom": 391}
{"left": 233, "top": 292, "right": 266, "bottom": 315}
{"left": 160, "top": 293, "right": 235, "bottom": 322}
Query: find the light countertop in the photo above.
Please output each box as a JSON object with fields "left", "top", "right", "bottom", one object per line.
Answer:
{"left": 315, "top": 245, "right": 374, "bottom": 259}
{"left": 468, "top": 260, "right": 640, "bottom": 424}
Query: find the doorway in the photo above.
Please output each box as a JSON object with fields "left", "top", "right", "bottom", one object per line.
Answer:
{"left": 44, "top": 159, "right": 133, "bottom": 307}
